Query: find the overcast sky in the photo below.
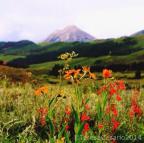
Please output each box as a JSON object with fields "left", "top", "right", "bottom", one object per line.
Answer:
{"left": 0, "top": 0, "right": 144, "bottom": 42}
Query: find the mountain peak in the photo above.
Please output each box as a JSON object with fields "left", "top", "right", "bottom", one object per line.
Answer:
{"left": 63, "top": 25, "right": 80, "bottom": 30}
{"left": 45, "top": 25, "right": 95, "bottom": 42}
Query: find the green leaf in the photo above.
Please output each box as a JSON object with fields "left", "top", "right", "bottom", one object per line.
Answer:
{"left": 46, "top": 116, "right": 54, "bottom": 137}
{"left": 96, "top": 101, "right": 102, "bottom": 121}
{"left": 58, "top": 124, "right": 66, "bottom": 139}
{"left": 72, "top": 104, "right": 80, "bottom": 124}
{"left": 48, "top": 97, "right": 56, "bottom": 107}
{"left": 64, "top": 131, "right": 71, "bottom": 143}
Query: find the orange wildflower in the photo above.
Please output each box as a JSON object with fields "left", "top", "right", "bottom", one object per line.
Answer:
{"left": 89, "top": 72, "right": 96, "bottom": 79}
{"left": 102, "top": 69, "right": 112, "bottom": 78}
{"left": 34, "top": 85, "right": 48, "bottom": 96}
{"left": 35, "top": 89, "right": 42, "bottom": 96}
{"left": 82, "top": 66, "right": 90, "bottom": 73}
{"left": 64, "top": 69, "right": 81, "bottom": 80}
{"left": 64, "top": 69, "right": 75, "bottom": 80}
{"left": 73, "top": 69, "right": 81, "bottom": 79}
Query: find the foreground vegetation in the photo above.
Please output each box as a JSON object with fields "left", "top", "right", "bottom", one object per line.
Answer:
{"left": 0, "top": 52, "right": 144, "bottom": 143}
{"left": 0, "top": 71, "right": 144, "bottom": 142}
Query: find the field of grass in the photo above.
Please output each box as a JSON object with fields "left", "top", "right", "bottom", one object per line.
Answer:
{"left": 0, "top": 54, "right": 25, "bottom": 62}
{"left": 0, "top": 66, "right": 144, "bottom": 143}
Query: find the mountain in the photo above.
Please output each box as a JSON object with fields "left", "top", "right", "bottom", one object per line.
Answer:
{"left": 45, "top": 25, "right": 95, "bottom": 42}
{"left": 131, "top": 30, "right": 144, "bottom": 36}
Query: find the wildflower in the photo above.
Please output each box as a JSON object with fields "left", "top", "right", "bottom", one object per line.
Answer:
{"left": 129, "top": 99, "right": 142, "bottom": 119}
{"left": 65, "top": 125, "right": 70, "bottom": 131}
{"left": 64, "top": 69, "right": 80, "bottom": 80}
{"left": 65, "top": 106, "right": 71, "bottom": 115}
{"left": 81, "top": 113, "right": 90, "bottom": 122}
{"left": 40, "top": 116, "right": 47, "bottom": 126}
{"left": 82, "top": 66, "right": 90, "bottom": 73}
{"left": 85, "top": 104, "right": 90, "bottom": 110}
{"left": 89, "top": 72, "right": 96, "bottom": 79}
{"left": 129, "top": 108, "right": 135, "bottom": 119}
{"left": 37, "top": 107, "right": 48, "bottom": 126}
{"left": 105, "top": 104, "right": 111, "bottom": 114}
{"left": 73, "top": 69, "right": 81, "bottom": 79}
{"left": 111, "top": 118, "right": 120, "bottom": 132}
{"left": 98, "top": 123, "right": 103, "bottom": 129}
{"left": 116, "top": 94, "right": 122, "bottom": 101}
{"left": 35, "top": 89, "right": 42, "bottom": 96}
{"left": 83, "top": 123, "right": 90, "bottom": 134}
{"left": 102, "top": 69, "right": 112, "bottom": 78}
{"left": 117, "top": 80, "right": 126, "bottom": 90}
{"left": 109, "top": 87, "right": 117, "bottom": 97}
{"left": 64, "top": 70, "right": 74, "bottom": 80}
{"left": 37, "top": 107, "right": 48, "bottom": 116}
{"left": 97, "top": 85, "right": 107, "bottom": 95}
{"left": 111, "top": 105, "right": 118, "bottom": 117}
{"left": 34, "top": 85, "right": 48, "bottom": 96}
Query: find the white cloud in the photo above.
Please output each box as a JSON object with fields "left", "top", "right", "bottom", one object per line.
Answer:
{"left": 0, "top": 0, "right": 144, "bottom": 42}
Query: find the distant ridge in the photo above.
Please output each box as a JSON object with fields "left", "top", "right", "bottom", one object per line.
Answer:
{"left": 44, "top": 25, "right": 95, "bottom": 42}
{"left": 131, "top": 30, "right": 144, "bottom": 36}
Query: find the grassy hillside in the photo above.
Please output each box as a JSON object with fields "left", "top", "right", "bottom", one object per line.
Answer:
{"left": 0, "top": 36, "right": 144, "bottom": 71}
{"left": 0, "top": 40, "right": 40, "bottom": 55}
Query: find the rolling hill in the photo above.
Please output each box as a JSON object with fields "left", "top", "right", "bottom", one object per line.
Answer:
{"left": 1, "top": 36, "right": 143, "bottom": 71}
{"left": 0, "top": 40, "right": 40, "bottom": 55}
{"left": 0, "top": 28, "right": 144, "bottom": 73}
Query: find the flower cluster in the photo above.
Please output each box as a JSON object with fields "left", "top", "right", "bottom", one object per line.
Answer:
{"left": 64, "top": 106, "right": 71, "bottom": 131}
{"left": 37, "top": 107, "right": 48, "bottom": 126}
{"left": 64, "top": 66, "right": 96, "bottom": 83}
{"left": 129, "top": 90, "right": 142, "bottom": 119}
{"left": 34, "top": 67, "right": 143, "bottom": 143}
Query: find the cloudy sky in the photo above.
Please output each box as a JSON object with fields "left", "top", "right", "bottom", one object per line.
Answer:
{"left": 0, "top": 0, "right": 144, "bottom": 42}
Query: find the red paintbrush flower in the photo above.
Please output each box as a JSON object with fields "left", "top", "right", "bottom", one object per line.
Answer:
{"left": 98, "top": 123, "right": 104, "bottom": 129}
{"left": 109, "top": 87, "right": 117, "bottom": 96}
{"left": 116, "top": 94, "right": 122, "bottom": 101}
{"left": 81, "top": 113, "right": 90, "bottom": 122}
{"left": 85, "top": 104, "right": 90, "bottom": 110}
{"left": 65, "top": 125, "right": 70, "bottom": 131}
{"left": 65, "top": 106, "right": 71, "bottom": 115}
{"left": 111, "top": 105, "right": 118, "bottom": 117}
{"left": 117, "top": 80, "right": 126, "bottom": 90}
{"left": 82, "top": 123, "right": 90, "bottom": 135}
{"left": 111, "top": 118, "right": 120, "bottom": 132}
{"left": 37, "top": 107, "right": 48, "bottom": 126}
